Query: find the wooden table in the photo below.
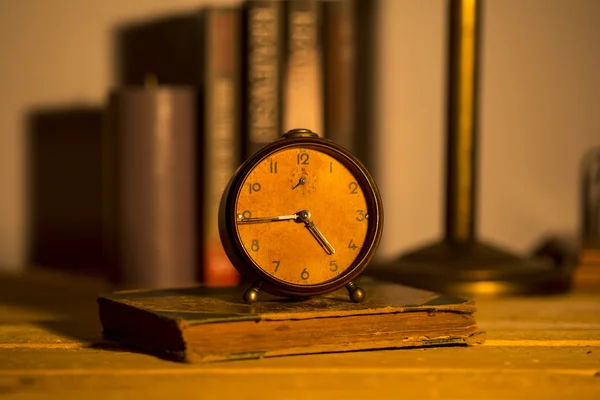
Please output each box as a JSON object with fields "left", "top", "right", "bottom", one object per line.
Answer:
{"left": 1, "top": 269, "right": 599, "bottom": 399}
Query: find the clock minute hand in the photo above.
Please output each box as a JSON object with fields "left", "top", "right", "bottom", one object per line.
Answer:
{"left": 238, "top": 213, "right": 300, "bottom": 224}
{"left": 305, "top": 222, "right": 336, "bottom": 255}
{"left": 297, "top": 210, "right": 336, "bottom": 255}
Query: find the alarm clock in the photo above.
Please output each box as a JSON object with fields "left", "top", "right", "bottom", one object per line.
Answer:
{"left": 219, "top": 129, "right": 383, "bottom": 303}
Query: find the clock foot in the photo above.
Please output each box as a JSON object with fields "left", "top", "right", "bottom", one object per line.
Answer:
{"left": 243, "top": 283, "right": 262, "bottom": 304}
{"left": 346, "top": 281, "right": 365, "bottom": 303}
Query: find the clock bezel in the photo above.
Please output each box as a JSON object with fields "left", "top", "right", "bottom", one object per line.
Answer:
{"left": 218, "top": 135, "right": 383, "bottom": 298}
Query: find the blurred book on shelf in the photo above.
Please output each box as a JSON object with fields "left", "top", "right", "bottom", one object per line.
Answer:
{"left": 322, "top": 0, "right": 356, "bottom": 152}
{"left": 200, "top": 8, "right": 242, "bottom": 286}
{"left": 574, "top": 147, "right": 600, "bottom": 291}
{"left": 106, "top": 86, "right": 197, "bottom": 290}
{"left": 26, "top": 107, "right": 106, "bottom": 276}
{"left": 242, "top": 0, "right": 370, "bottom": 159}
{"left": 282, "top": 0, "right": 324, "bottom": 136}
{"left": 116, "top": 14, "right": 202, "bottom": 86}
{"left": 575, "top": 249, "right": 600, "bottom": 291}
{"left": 242, "top": 0, "right": 284, "bottom": 158}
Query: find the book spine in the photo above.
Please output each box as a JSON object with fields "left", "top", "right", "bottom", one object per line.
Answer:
{"left": 283, "top": 0, "right": 324, "bottom": 136}
{"left": 352, "top": 0, "right": 376, "bottom": 168}
{"left": 322, "top": 0, "right": 355, "bottom": 152}
{"left": 581, "top": 147, "right": 600, "bottom": 248}
{"left": 244, "top": 0, "right": 284, "bottom": 158}
{"left": 112, "top": 87, "right": 197, "bottom": 289}
{"left": 28, "top": 108, "right": 105, "bottom": 274}
{"left": 202, "top": 8, "right": 242, "bottom": 286}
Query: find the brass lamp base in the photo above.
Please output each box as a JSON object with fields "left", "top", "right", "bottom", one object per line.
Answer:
{"left": 368, "top": 240, "right": 572, "bottom": 296}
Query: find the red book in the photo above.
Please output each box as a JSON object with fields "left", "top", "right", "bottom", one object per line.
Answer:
{"left": 201, "top": 8, "right": 242, "bottom": 286}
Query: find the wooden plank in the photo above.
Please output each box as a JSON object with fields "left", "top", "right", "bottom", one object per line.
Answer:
{"left": 0, "top": 370, "right": 598, "bottom": 400}
{"left": 485, "top": 329, "right": 600, "bottom": 342}
{"left": 475, "top": 295, "right": 600, "bottom": 327}
{"left": 0, "top": 323, "right": 100, "bottom": 347}
{"left": 485, "top": 340, "right": 600, "bottom": 347}
{"left": 0, "top": 348, "right": 599, "bottom": 400}
{"left": 1, "top": 346, "right": 598, "bottom": 371}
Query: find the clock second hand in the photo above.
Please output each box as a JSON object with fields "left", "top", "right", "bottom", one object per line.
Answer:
{"left": 297, "top": 210, "right": 336, "bottom": 255}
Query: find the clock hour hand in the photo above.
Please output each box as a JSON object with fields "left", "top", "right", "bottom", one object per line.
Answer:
{"left": 291, "top": 177, "right": 307, "bottom": 190}
{"left": 238, "top": 213, "right": 299, "bottom": 224}
{"left": 297, "top": 210, "right": 336, "bottom": 255}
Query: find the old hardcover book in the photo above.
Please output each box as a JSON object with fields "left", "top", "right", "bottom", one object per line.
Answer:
{"left": 98, "top": 280, "right": 485, "bottom": 363}
{"left": 243, "top": 0, "right": 284, "bottom": 158}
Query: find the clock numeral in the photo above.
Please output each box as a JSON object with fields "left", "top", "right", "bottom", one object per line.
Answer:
{"left": 329, "top": 162, "right": 333, "bottom": 173}
{"left": 268, "top": 159, "right": 278, "bottom": 173}
{"left": 272, "top": 260, "right": 280, "bottom": 273}
{"left": 349, "top": 182, "right": 358, "bottom": 195}
{"left": 356, "top": 210, "right": 367, "bottom": 222}
{"left": 300, "top": 268, "right": 310, "bottom": 281}
{"left": 329, "top": 260, "right": 338, "bottom": 272}
{"left": 251, "top": 240, "right": 260, "bottom": 252}
{"left": 247, "top": 182, "right": 261, "bottom": 194}
{"left": 348, "top": 239, "right": 358, "bottom": 250}
{"left": 297, "top": 153, "right": 309, "bottom": 165}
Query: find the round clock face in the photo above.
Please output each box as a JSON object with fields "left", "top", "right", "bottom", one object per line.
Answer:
{"left": 232, "top": 144, "right": 376, "bottom": 287}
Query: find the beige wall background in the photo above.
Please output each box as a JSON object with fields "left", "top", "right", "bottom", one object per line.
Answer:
{"left": 0, "top": 0, "right": 598, "bottom": 270}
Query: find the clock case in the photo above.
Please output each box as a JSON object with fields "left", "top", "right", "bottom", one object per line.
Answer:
{"left": 218, "top": 130, "right": 384, "bottom": 303}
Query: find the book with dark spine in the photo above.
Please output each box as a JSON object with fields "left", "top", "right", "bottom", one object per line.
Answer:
{"left": 322, "top": 0, "right": 355, "bottom": 152}
{"left": 28, "top": 107, "right": 105, "bottom": 275}
{"left": 108, "top": 87, "right": 197, "bottom": 289}
{"left": 283, "top": 0, "right": 324, "bottom": 136}
{"left": 243, "top": 0, "right": 284, "bottom": 158}
{"left": 98, "top": 279, "right": 485, "bottom": 362}
{"left": 352, "top": 0, "right": 376, "bottom": 168}
{"left": 116, "top": 14, "right": 201, "bottom": 86}
{"left": 201, "top": 8, "right": 242, "bottom": 286}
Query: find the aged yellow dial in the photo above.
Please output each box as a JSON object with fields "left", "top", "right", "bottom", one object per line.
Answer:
{"left": 236, "top": 147, "right": 369, "bottom": 285}
{"left": 219, "top": 129, "right": 383, "bottom": 304}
